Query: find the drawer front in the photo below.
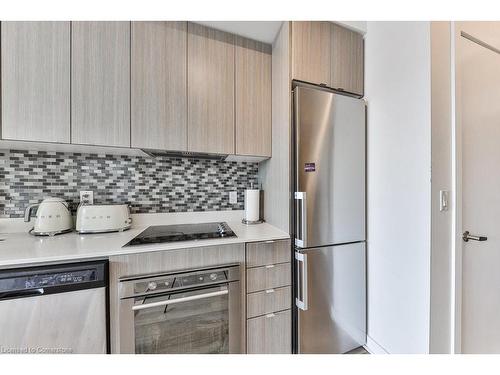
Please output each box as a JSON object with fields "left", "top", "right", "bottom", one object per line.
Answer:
{"left": 247, "top": 309, "right": 291, "bottom": 354}
{"left": 246, "top": 263, "right": 291, "bottom": 293}
{"left": 247, "top": 286, "right": 291, "bottom": 318}
{"left": 246, "top": 239, "right": 291, "bottom": 268}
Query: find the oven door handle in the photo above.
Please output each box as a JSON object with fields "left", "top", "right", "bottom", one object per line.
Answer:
{"left": 131, "top": 288, "right": 228, "bottom": 311}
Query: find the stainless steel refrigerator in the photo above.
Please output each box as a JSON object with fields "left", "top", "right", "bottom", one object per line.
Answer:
{"left": 292, "top": 84, "right": 366, "bottom": 354}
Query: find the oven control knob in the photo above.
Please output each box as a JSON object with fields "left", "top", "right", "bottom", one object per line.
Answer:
{"left": 209, "top": 273, "right": 218, "bottom": 281}
{"left": 147, "top": 282, "right": 157, "bottom": 291}
{"left": 198, "top": 276, "right": 204, "bottom": 281}
{"left": 164, "top": 281, "right": 170, "bottom": 287}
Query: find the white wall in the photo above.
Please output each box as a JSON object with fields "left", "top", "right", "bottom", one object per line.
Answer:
{"left": 430, "top": 22, "right": 453, "bottom": 354}
{"left": 365, "top": 21, "right": 432, "bottom": 354}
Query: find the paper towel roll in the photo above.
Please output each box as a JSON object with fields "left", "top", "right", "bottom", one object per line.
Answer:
{"left": 244, "top": 189, "right": 260, "bottom": 222}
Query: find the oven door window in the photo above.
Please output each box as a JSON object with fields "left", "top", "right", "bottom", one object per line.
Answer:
{"left": 133, "top": 284, "right": 229, "bottom": 354}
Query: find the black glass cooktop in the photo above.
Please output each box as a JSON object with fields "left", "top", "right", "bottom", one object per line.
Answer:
{"left": 123, "top": 222, "right": 236, "bottom": 247}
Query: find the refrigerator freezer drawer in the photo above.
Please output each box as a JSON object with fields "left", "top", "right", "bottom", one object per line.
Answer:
{"left": 297, "top": 242, "right": 366, "bottom": 353}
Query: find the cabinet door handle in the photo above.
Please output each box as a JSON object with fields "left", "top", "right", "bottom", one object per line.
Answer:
{"left": 266, "top": 313, "right": 276, "bottom": 318}
{"left": 265, "top": 289, "right": 275, "bottom": 294}
{"left": 264, "top": 240, "right": 275, "bottom": 244}
{"left": 265, "top": 264, "right": 275, "bottom": 269}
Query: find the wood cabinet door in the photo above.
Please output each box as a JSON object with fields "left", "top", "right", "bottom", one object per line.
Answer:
{"left": 71, "top": 21, "right": 130, "bottom": 147}
{"left": 331, "top": 23, "right": 364, "bottom": 96}
{"left": 291, "top": 21, "right": 331, "bottom": 86}
{"left": 246, "top": 239, "right": 291, "bottom": 268}
{"left": 247, "top": 286, "right": 291, "bottom": 319}
{"left": 1, "top": 21, "right": 70, "bottom": 143}
{"left": 187, "top": 23, "right": 235, "bottom": 155}
{"left": 246, "top": 263, "right": 291, "bottom": 293}
{"left": 247, "top": 310, "right": 291, "bottom": 354}
{"left": 235, "top": 37, "right": 272, "bottom": 157}
{"left": 131, "top": 22, "right": 187, "bottom": 151}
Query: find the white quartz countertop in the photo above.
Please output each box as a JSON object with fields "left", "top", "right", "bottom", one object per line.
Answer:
{"left": 0, "top": 211, "right": 289, "bottom": 268}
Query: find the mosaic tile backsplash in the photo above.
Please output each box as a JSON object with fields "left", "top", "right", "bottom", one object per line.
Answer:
{"left": 0, "top": 149, "right": 259, "bottom": 218}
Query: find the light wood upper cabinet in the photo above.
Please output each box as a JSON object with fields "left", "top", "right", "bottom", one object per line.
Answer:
{"left": 235, "top": 37, "right": 272, "bottom": 157}
{"left": 291, "top": 21, "right": 331, "bottom": 86}
{"left": 1, "top": 21, "right": 70, "bottom": 143}
{"left": 131, "top": 22, "right": 187, "bottom": 151}
{"left": 331, "top": 24, "right": 364, "bottom": 96}
{"left": 1, "top": 21, "right": 273, "bottom": 157}
{"left": 187, "top": 23, "right": 235, "bottom": 155}
{"left": 291, "top": 21, "right": 364, "bottom": 96}
{"left": 71, "top": 22, "right": 130, "bottom": 147}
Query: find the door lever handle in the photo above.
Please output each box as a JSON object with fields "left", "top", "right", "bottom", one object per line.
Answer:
{"left": 463, "top": 231, "right": 488, "bottom": 242}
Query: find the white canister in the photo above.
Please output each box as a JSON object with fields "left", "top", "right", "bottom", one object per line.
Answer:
{"left": 244, "top": 189, "right": 260, "bottom": 222}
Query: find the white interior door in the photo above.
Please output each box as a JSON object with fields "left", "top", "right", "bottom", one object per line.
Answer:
{"left": 460, "top": 31, "right": 500, "bottom": 353}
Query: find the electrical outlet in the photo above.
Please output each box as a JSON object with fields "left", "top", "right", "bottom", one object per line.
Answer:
{"left": 80, "top": 190, "right": 94, "bottom": 205}
{"left": 229, "top": 191, "right": 237, "bottom": 204}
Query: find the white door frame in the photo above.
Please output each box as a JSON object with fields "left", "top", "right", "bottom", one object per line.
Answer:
{"left": 451, "top": 20, "right": 462, "bottom": 354}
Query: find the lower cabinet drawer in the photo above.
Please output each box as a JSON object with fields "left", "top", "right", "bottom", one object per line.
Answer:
{"left": 247, "top": 309, "right": 291, "bottom": 354}
{"left": 247, "top": 286, "right": 291, "bottom": 319}
{"left": 246, "top": 240, "right": 291, "bottom": 268}
{"left": 246, "top": 263, "right": 291, "bottom": 293}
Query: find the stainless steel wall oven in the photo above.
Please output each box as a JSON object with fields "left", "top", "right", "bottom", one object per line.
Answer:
{"left": 118, "top": 264, "right": 241, "bottom": 354}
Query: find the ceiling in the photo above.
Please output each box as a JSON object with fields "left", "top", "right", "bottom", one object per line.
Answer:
{"left": 194, "top": 21, "right": 283, "bottom": 44}
{"left": 194, "top": 21, "right": 367, "bottom": 45}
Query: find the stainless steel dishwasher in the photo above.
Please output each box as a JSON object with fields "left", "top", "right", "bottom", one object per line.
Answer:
{"left": 0, "top": 260, "right": 108, "bottom": 354}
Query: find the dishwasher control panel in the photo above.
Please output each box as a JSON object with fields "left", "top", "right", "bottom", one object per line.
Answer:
{"left": 0, "top": 260, "right": 107, "bottom": 295}
{"left": 21, "top": 269, "right": 97, "bottom": 290}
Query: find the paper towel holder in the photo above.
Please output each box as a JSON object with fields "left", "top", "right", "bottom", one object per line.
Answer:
{"left": 242, "top": 218, "right": 265, "bottom": 225}
{"left": 242, "top": 187, "right": 265, "bottom": 225}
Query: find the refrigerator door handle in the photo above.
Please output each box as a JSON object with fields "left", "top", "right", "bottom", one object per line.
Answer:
{"left": 294, "top": 192, "right": 307, "bottom": 248}
{"left": 295, "top": 251, "right": 308, "bottom": 310}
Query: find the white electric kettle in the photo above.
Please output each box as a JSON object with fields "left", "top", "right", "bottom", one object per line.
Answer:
{"left": 24, "top": 197, "right": 73, "bottom": 236}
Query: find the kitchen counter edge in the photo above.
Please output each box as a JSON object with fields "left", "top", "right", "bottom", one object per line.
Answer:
{"left": 0, "top": 221, "right": 290, "bottom": 269}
